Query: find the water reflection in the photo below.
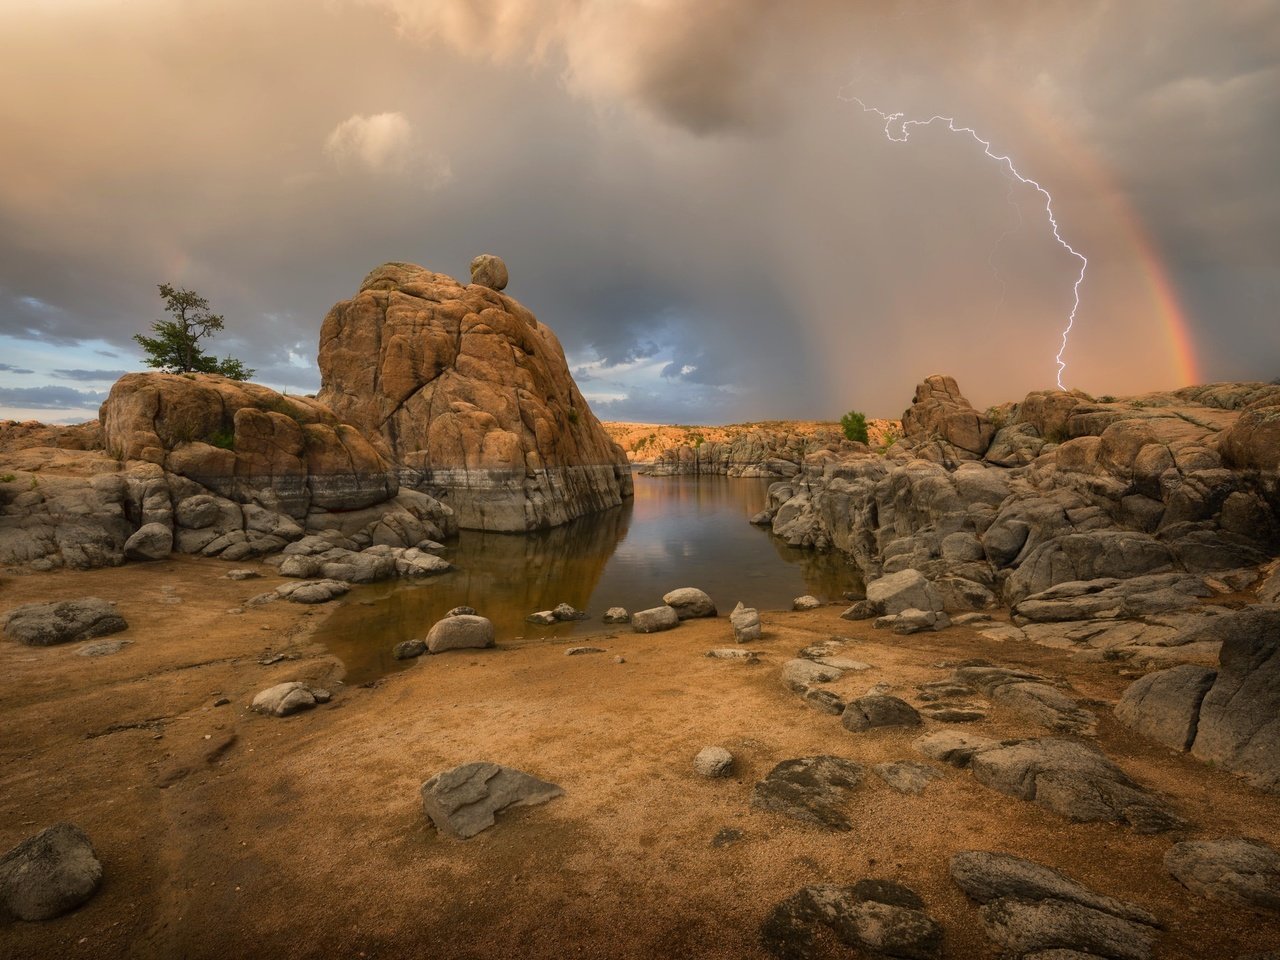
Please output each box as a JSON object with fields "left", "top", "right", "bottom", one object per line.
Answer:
{"left": 317, "top": 474, "right": 860, "bottom": 683}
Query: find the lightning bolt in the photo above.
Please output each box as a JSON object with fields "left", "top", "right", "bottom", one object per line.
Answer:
{"left": 842, "top": 93, "right": 1086, "bottom": 390}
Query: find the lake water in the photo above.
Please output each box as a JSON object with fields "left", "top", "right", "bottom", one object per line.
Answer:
{"left": 317, "top": 473, "right": 860, "bottom": 683}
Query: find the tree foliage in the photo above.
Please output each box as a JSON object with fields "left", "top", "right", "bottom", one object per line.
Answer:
{"left": 840, "top": 410, "right": 869, "bottom": 444}
{"left": 134, "top": 283, "right": 254, "bottom": 380}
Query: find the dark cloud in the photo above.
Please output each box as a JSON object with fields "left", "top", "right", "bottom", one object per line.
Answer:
{"left": 52, "top": 368, "right": 130, "bottom": 382}
{"left": 0, "top": 386, "right": 107, "bottom": 410}
{"left": 0, "top": 0, "right": 1275, "bottom": 422}
{"left": 0, "top": 363, "right": 35, "bottom": 375}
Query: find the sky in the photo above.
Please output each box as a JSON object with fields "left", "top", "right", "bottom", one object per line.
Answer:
{"left": 0, "top": 0, "right": 1276, "bottom": 425}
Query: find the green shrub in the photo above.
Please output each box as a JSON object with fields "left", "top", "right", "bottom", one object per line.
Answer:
{"left": 567, "top": 408, "right": 580, "bottom": 425}
{"left": 840, "top": 410, "right": 869, "bottom": 444}
{"left": 0, "top": 473, "right": 14, "bottom": 483}
{"left": 206, "top": 428, "right": 235, "bottom": 450}
{"left": 984, "top": 406, "right": 1008, "bottom": 432}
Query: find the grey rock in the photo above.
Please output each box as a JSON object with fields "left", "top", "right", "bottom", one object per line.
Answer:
{"left": 919, "top": 705, "right": 986, "bottom": 723}
{"left": 1005, "top": 531, "right": 1176, "bottom": 604}
{"left": 760, "top": 882, "right": 943, "bottom": 960}
{"left": 792, "top": 595, "right": 821, "bottom": 611}
{"left": 935, "top": 576, "right": 998, "bottom": 612}
{"left": 842, "top": 695, "right": 923, "bottom": 733}
{"left": 781, "top": 658, "right": 842, "bottom": 692}
{"left": 951, "top": 851, "right": 1159, "bottom": 960}
{"left": 565, "top": 646, "right": 604, "bottom": 656}
{"left": 694, "top": 746, "right": 734, "bottom": 778}
{"left": 426, "top": 614, "right": 495, "bottom": 653}
{"left": 123, "top": 521, "right": 173, "bottom": 560}
{"left": 991, "top": 682, "right": 1097, "bottom": 736}
{"left": 601, "top": 607, "right": 630, "bottom": 624}
{"left": 446, "top": 605, "right": 477, "bottom": 617}
{"left": 77, "top": 639, "right": 130, "bottom": 658}
{"left": 866, "top": 569, "right": 944, "bottom": 615}
{"left": 224, "top": 568, "right": 260, "bottom": 581}
{"left": 970, "top": 738, "right": 1182, "bottom": 832}
{"left": 526, "top": 610, "right": 557, "bottom": 625}
{"left": 662, "top": 587, "right": 717, "bottom": 619}
{"left": 1115, "top": 664, "right": 1218, "bottom": 752}
{"left": 874, "top": 761, "right": 945, "bottom": 795}
{"left": 915, "top": 730, "right": 998, "bottom": 768}
{"left": 706, "top": 648, "right": 759, "bottom": 661}
{"left": 891, "top": 607, "right": 951, "bottom": 635}
{"left": 393, "top": 638, "right": 427, "bottom": 660}
{"left": 1189, "top": 605, "right": 1280, "bottom": 792}
{"left": 750, "top": 756, "right": 866, "bottom": 831}
{"left": 731, "top": 601, "right": 762, "bottom": 642}
{"left": 420, "top": 762, "right": 563, "bottom": 839}
{"left": 276, "top": 578, "right": 350, "bottom": 604}
{"left": 552, "top": 602, "right": 586, "bottom": 621}
{"left": 950, "top": 850, "right": 1158, "bottom": 924}
{"left": 1, "top": 598, "right": 127, "bottom": 647}
{"left": 631, "top": 605, "right": 680, "bottom": 633}
{"left": 803, "top": 688, "right": 846, "bottom": 715}
{"left": 251, "top": 681, "right": 318, "bottom": 717}
{"left": 840, "top": 601, "right": 874, "bottom": 621}
{"left": 0, "top": 823, "right": 103, "bottom": 921}
{"left": 1164, "top": 838, "right": 1280, "bottom": 911}
{"left": 1012, "top": 573, "right": 1212, "bottom": 624}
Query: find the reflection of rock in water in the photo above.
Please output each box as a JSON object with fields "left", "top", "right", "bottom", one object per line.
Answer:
{"left": 317, "top": 499, "right": 632, "bottom": 685}
{"left": 763, "top": 532, "right": 864, "bottom": 599}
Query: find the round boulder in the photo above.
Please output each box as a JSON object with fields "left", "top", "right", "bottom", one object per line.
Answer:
{"left": 662, "top": 588, "right": 716, "bottom": 620}
{"left": 124, "top": 522, "right": 173, "bottom": 561}
{"left": 469, "top": 254, "right": 508, "bottom": 291}
{"left": 426, "top": 614, "right": 495, "bottom": 653}
{"left": 694, "top": 746, "right": 734, "bottom": 778}
{"left": 0, "top": 822, "right": 103, "bottom": 921}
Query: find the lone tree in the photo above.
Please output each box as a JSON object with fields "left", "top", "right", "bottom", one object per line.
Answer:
{"left": 840, "top": 410, "right": 869, "bottom": 444}
{"left": 134, "top": 283, "right": 254, "bottom": 380}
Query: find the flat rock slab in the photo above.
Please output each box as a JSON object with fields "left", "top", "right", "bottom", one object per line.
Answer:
{"left": 841, "top": 695, "right": 923, "bottom": 733}
{"left": 750, "top": 756, "right": 865, "bottom": 831}
{"left": 2, "top": 598, "right": 127, "bottom": 647}
{"left": 970, "top": 738, "right": 1182, "bottom": 833}
{"left": 915, "top": 730, "right": 998, "bottom": 768}
{"left": 990, "top": 681, "right": 1097, "bottom": 736}
{"left": 874, "top": 761, "right": 945, "bottom": 795}
{"left": 0, "top": 822, "right": 103, "bottom": 921}
{"left": 781, "top": 658, "right": 842, "bottom": 692}
{"left": 421, "top": 762, "right": 563, "bottom": 840}
{"left": 276, "top": 579, "right": 350, "bottom": 604}
{"left": 706, "top": 648, "right": 758, "bottom": 661}
{"left": 761, "top": 881, "right": 942, "bottom": 960}
{"left": 1164, "top": 838, "right": 1280, "bottom": 911}
{"left": 565, "top": 646, "right": 605, "bottom": 656}
{"left": 951, "top": 850, "right": 1160, "bottom": 960}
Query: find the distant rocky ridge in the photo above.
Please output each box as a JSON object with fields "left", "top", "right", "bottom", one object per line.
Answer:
{"left": 606, "top": 418, "right": 899, "bottom": 478}
{"left": 317, "top": 262, "right": 632, "bottom": 531}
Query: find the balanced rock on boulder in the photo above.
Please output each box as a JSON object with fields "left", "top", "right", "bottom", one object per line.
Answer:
{"left": 315, "top": 261, "right": 632, "bottom": 532}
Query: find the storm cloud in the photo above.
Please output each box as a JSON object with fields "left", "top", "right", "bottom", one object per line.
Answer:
{"left": 0, "top": 0, "right": 1275, "bottom": 421}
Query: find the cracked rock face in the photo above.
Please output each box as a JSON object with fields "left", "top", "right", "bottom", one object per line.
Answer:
{"left": 750, "top": 756, "right": 865, "bottom": 831}
{"left": 317, "top": 262, "right": 632, "bottom": 532}
{"left": 761, "top": 880, "right": 943, "bottom": 960}
{"left": 420, "top": 762, "right": 563, "bottom": 839}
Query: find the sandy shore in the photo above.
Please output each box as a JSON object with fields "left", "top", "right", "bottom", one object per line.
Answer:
{"left": 1, "top": 556, "right": 1278, "bottom": 959}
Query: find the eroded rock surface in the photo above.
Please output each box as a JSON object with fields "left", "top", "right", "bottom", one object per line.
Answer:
{"left": 316, "top": 261, "right": 631, "bottom": 531}
{"left": 420, "top": 762, "right": 563, "bottom": 839}
{"left": 2, "top": 598, "right": 127, "bottom": 647}
{"left": 750, "top": 756, "right": 865, "bottom": 831}
{"left": 0, "top": 823, "right": 103, "bottom": 921}
{"left": 761, "top": 880, "right": 942, "bottom": 960}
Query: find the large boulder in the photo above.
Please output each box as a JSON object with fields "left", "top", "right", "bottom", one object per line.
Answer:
{"left": 1, "top": 598, "right": 127, "bottom": 647}
{"left": 866, "top": 569, "right": 944, "bottom": 616}
{"left": 901, "top": 375, "right": 996, "bottom": 457}
{"left": 316, "top": 261, "right": 632, "bottom": 531}
{"left": 1164, "top": 838, "right": 1280, "bottom": 911}
{"left": 0, "top": 823, "right": 103, "bottom": 921}
{"left": 123, "top": 521, "right": 172, "bottom": 560}
{"left": 425, "top": 614, "right": 495, "bottom": 653}
{"left": 1115, "top": 664, "right": 1218, "bottom": 752}
{"left": 662, "top": 587, "right": 716, "bottom": 619}
{"left": 1190, "top": 606, "right": 1280, "bottom": 792}
{"left": 100, "top": 372, "right": 399, "bottom": 516}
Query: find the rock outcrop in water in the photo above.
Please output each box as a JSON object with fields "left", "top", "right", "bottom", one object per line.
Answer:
{"left": 316, "top": 261, "right": 632, "bottom": 531}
